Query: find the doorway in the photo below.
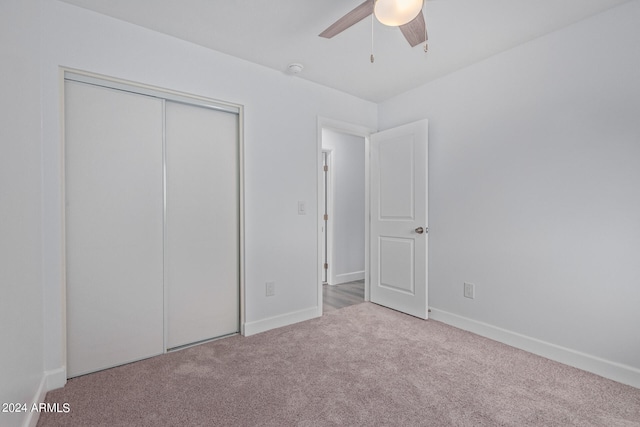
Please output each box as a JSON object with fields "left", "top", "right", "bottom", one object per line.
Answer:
{"left": 317, "top": 117, "right": 429, "bottom": 318}
{"left": 317, "top": 118, "right": 373, "bottom": 314}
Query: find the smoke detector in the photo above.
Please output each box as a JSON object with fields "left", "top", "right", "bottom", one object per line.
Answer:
{"left": 287, "top": 63, "right": 304, "bottom": 75}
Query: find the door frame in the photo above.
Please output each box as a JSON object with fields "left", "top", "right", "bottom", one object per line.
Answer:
{"left": 317, "top": 117, "right": 374, "bottom": 315}
{"left": 321, "top": 149, "right": 334, "bottom": 285}
{"left": 60, "top": 68, "right": 246, "bottom": 378}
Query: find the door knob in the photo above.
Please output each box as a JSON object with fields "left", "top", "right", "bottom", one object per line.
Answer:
{"left": 415, "top": 227, "right": 424, "bottom": 234}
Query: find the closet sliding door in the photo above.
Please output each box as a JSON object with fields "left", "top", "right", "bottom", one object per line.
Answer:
{"left": 65, "top": 76, "right": 240, "bottom": 378}
{"left": 65, "top": 81, "right": 165, "bottom": 377}
{"left": 165, "top": 101, "right": 239, "bottom": 349}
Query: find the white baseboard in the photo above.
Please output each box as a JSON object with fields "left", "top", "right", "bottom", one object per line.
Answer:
{"left": 20, "top": 367, "right": 67, "bottom": 427}
{"left": 332, "top": 270, "right": 364, "bottom": 285}
{"left": 243, "top": 306, "right": 320, "bottom": 336}
{"left": 429, "top": 308, "right": 640, "bottom": 389}
{"left": 21, "top": 375, "right": 47, "bottom": 427}
{"left": 45, "top": 367, "right": 67, "bottom": 391}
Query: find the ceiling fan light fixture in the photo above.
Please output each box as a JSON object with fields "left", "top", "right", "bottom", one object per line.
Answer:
{"left": 374, "top": 0, "right": 424, "bottom": 27}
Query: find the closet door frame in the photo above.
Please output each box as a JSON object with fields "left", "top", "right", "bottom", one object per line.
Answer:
{"left": 61, "top": 68, "right": 246, "bottom": 370}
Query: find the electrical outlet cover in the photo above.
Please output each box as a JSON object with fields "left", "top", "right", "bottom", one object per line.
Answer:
{"left": 464, "top": 282, "right": 475, "bottom": 299}
{"left": 266, "top": 281, "right": 276, "bottom": 297}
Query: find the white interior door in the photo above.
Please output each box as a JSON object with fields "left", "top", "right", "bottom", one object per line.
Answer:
{"left": 65, "top": 81, "right": 165, "bottom": 377}
{"left": 370, "top": 119, "right": 428, "bottom": 319}
{"left": 165, "top": 101, "right": 240, "bottom": 349}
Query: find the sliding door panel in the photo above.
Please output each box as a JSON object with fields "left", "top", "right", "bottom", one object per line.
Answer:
{"left": 165, "top": 101, "right": 240, "bottom": 349}
{"left": 65, "top": 81, "right": 164, "bottom": 377}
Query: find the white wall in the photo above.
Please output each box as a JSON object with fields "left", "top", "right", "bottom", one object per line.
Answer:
{"left": 5, "top": 3, "right": 638, "bottom": 419}
{"left": 322, "top": 129, "right": 366, "bottom": 284}
{"left": 379, "top": 1, "right": 640, "bottom": 386}
{"left": 0, "top": 1, "right": 45, "bottom": 426}
{"left": 40, "top": 0, "right": 377, "bottom": 384}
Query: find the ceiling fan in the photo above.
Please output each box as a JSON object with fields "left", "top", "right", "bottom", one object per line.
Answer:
{"left": 319, "top": 0, "right": 427, "bottom": 47}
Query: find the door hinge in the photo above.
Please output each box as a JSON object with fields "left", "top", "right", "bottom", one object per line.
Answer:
{"left": 323, "top": 165, "right": 328, "bottom": 172}
{"left": 324, "top": 214, "right": 328, "bottom": 221}
{"left": 324, "top": 263, "right": 328, "bottom": 270}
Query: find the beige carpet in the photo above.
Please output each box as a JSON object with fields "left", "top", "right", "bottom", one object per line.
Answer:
{"left": 39, "top": 303, "right": 639, "bottom": 426}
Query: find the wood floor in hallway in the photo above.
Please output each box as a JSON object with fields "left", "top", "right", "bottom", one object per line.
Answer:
{"left": 323, "top": 280, "right": 364, "bottom": 313}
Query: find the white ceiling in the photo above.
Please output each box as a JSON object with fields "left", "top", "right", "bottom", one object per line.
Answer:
{"left": 58, "top": 0, "right": 630, "bottom": 102}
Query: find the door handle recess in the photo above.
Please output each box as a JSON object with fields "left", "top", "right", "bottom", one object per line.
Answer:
{"left": 415, "top": 227, "right": 425, "bottom": 234}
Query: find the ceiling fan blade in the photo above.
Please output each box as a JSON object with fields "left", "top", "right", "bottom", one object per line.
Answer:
{"left": 319, "top": 0, "right": 374, "bottom": 39}
{"left": 399, "top": 11, "right": 427, "bottom": 47}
